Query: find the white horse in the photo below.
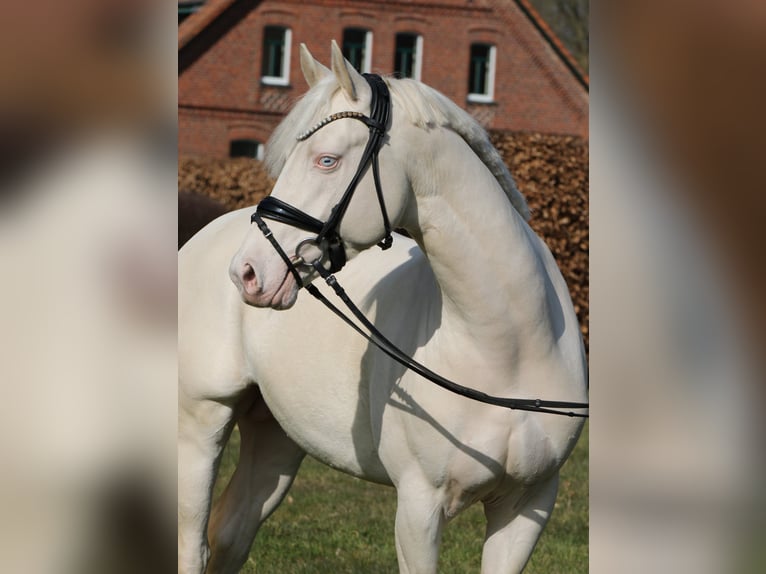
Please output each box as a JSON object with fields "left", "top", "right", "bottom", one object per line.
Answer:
{"left": 178, "top": 41, "right": 587, "bottom": 574}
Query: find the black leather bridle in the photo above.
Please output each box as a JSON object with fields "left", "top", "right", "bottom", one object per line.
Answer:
{"left": 249, "top": 74, "right": 589, "bottom": 418}
{"left": 251, "top": 73, "right": 393, "bottom": 280}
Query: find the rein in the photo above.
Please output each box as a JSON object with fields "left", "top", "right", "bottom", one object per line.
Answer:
{"left": 251, "top": 74, "right": 589, "bottom": 419}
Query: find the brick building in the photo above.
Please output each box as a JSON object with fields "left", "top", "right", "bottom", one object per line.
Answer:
{"left": 179, "top": 0, "right": 588, "bottom": 159}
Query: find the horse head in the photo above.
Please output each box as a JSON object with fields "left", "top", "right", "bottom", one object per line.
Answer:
{"left": 230, "top": 41, "right": 411, "bottom": 309}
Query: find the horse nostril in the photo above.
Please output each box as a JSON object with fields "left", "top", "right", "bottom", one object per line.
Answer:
{"left": 242, "top": 263, "right": 255, "bottom": 283}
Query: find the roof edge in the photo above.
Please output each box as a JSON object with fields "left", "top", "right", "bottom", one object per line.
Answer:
{"left": 178, "top": 0, "right": 589, "bottom": 91}
{"left": 179, "top": 0, "right": 240, "bottom": 50}
{"left": 513, "top": 0, "right": 589, "bottom": 91}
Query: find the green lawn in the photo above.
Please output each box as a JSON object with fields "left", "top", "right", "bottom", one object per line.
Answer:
{"left": 213, "top": 421, "right": 588, "bottom": 573}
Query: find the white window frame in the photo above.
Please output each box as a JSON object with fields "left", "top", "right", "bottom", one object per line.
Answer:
{"left": 413, "top": 34, "right": 423, "bottom": 81}
{"left": 467, "top": 44, "right": 496, "bottom": 103}
{"left": 261, "top": 27, "right": 291, "bottom": 87}
{"left": 361, "top": 30, "right": 373, "bottom": 73}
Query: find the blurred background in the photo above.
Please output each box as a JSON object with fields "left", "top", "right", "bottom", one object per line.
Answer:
{"left": 0, "top": 1, "right": 177, "bottom": 573}
{"left": 591, "top": 2, "right": 765, "bottom": 572}
{"left": 0, "top": 0, "right": 763, "bottom": 572}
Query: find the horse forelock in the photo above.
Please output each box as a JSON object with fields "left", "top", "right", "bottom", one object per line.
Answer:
{"left": 265, "top": 76, "right": 530, "bottom": 221}
{"left": 264, "top": 77, "right": 338, "bottom": 178}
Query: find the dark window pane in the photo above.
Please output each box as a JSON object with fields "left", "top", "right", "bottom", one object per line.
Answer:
{"left": 469, "top": 44, "right": 491, "bottom": 94}
{"left": 262, "top": 26, "right": 286, "bottom": 77}
{"left": 342, "top": 28, "right": 367, "bottom": 72}
{"left": 229, "top": 139, "right": 261, "bottom": 158}
{"left": 394, "top": 33, "right": 417, "bottom": 78}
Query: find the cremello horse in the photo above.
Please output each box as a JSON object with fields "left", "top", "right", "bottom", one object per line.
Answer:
{"left": 178, "top": 41, "right": 587, "bottom": 574}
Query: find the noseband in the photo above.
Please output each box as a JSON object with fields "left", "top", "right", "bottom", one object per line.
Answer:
{"left": 248, "top": 74, "right": 589, "bottom": 418}
{"left": 251, "top": 73, "right": 393, "bottom": 284}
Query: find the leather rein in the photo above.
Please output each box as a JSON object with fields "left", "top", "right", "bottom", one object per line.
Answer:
{"left": 250, "top": 74, "right": 589, "bottom": 419}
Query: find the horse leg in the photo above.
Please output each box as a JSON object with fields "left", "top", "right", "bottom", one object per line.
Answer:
{"left": 480, "top": 473, "right": 559, "bottom": 574}
{"left": 393, "top": 477, "right": 445, "bottom": 574}
{"left": 178, "top": 397, "right": 235, "bottom": 574}
{"left": 206, "top": 387, "right": 305, "bottom": 574}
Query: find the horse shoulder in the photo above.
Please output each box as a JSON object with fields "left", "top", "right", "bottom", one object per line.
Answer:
{"left": 179, "top": 209, "right": 254, "bottom": 401}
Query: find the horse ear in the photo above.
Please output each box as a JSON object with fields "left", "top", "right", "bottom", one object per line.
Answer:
{"left": 300, "top": 43, "right": 330, "bottom": 88}
{"left": 330, "top": 39, "right": 364, "bottom": 102}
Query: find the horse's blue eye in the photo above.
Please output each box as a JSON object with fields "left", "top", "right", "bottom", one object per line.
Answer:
{"left": 317, "top": 155, "right": 338, "bottom": 168}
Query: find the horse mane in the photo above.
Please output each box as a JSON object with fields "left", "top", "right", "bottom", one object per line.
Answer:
{"left": 389, "top": 79, "right": 530, "bottom": 220}
{"left": 265, "top": 76, "right": 530, "bottom": 221}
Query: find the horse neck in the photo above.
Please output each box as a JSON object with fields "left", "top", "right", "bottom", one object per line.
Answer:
{"left": 401, "top": 127, "right": 550, "bottom": 347}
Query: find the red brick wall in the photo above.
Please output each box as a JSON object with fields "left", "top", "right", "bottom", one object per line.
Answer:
{"left": 179, "top": 0, "right": 588, "bottom": 158}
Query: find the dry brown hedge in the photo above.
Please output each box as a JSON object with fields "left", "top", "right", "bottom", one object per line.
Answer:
{"left": 179, "top": 131, "right": 588, "bottom": 350}
{"left": 179, "top": 157, "right": 275, "bottom": 210}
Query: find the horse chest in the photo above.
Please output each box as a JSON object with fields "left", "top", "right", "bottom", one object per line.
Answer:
{"left": 245, "top": 312, "right": 393, "bottom": 482}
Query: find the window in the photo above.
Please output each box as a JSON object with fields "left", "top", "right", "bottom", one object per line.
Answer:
{"left": 229, "top": 139, "right": 264, "bottom": 161}
{"left": 467, "top": 43, "right": 496, "bottom": 103}
{"left": 393, "top": 33, "right": 423, "bottom": 80}
{"left": 342, "top": 28, "right": 372, "bottom": 73}
{"left": 178, "top": 1, "right": 203, "bottom": 25}
{"left": 261, "top": 26, "right": 291, "bottom": 86}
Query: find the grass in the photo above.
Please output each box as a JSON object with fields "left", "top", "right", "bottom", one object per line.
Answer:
{"left": 212, "top": 421, "right": 588, "bottom": 573}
